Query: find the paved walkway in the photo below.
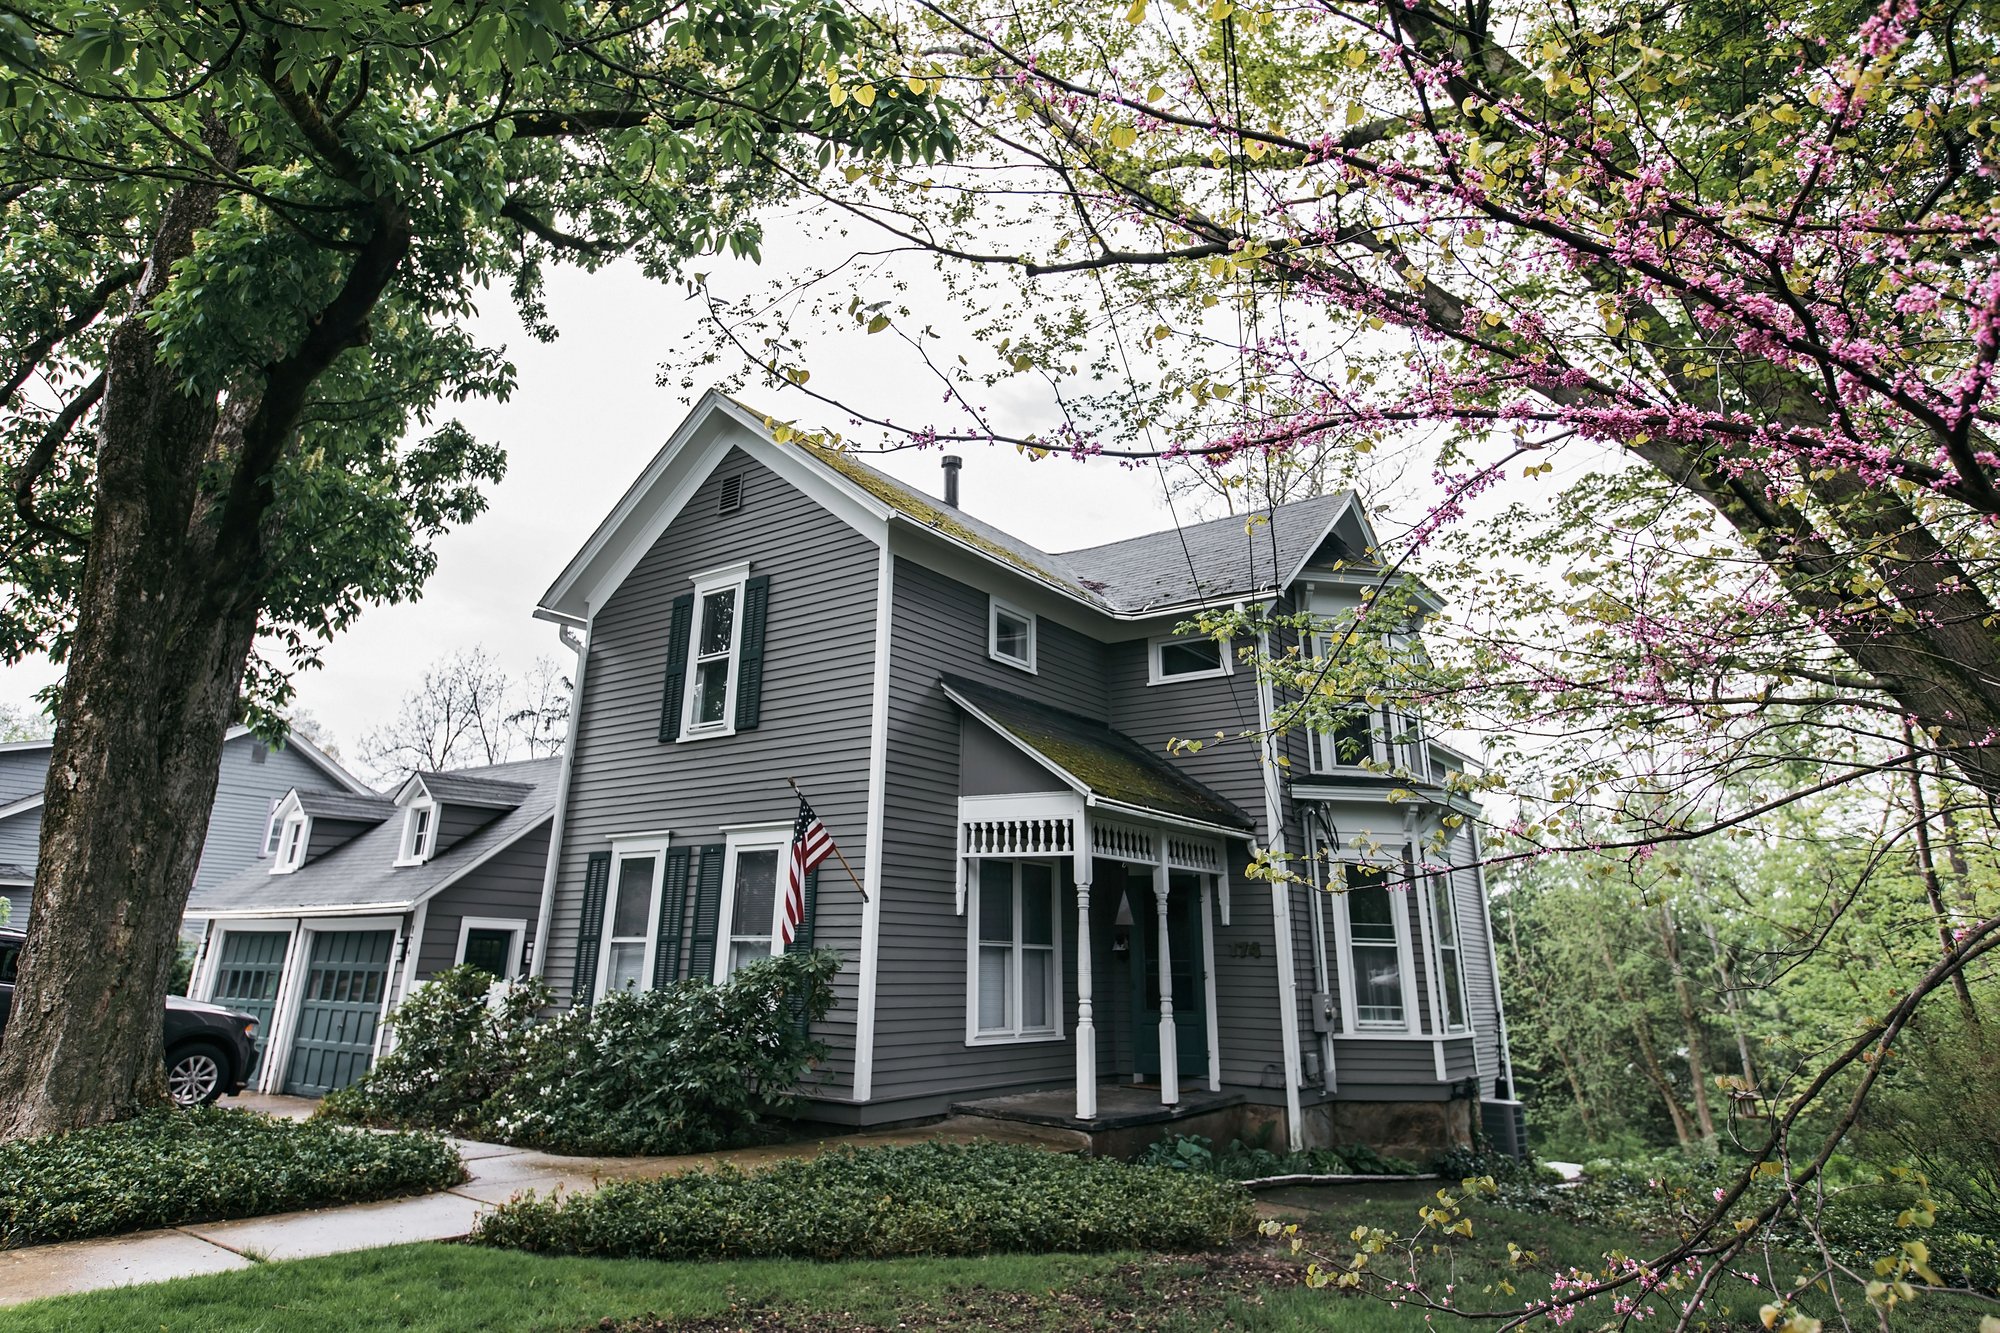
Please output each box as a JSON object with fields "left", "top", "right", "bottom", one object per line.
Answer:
{"left": 0, "top": 1111, "right": 1079, "bottom": 1308}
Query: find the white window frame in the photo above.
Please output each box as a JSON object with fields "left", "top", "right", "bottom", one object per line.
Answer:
{"left": 594, "top": 835, "right": 671, "bottom": 1000}
{"left": 964, "top": 858, "right": 1065, "bottom": 1045}
{"left": 1330, "top": 853, "right": 1419, "bottom": 1034}
{"left": 270, "top": 810, "right": 310, "bottom": 875}
{"left": 987, "top": 596, "right": 1037, "bottom": 673}
{"left": 678, "top": 560, "right": 753, "bottom": 742}
{"left": 260, "top": 799, "right": 284, "bottom": 857}
{"left": 1148, "top": 632, "right": 1233, "bottom": 685}
{"left": 712, "top": 823, "right": 791, "bottom": 982}
{"left": 455, "top": 916, "right": 526, "bottom": 979}
{"left": 1427, "top": 874, "right": 1472, "bottom": 1033}
{"left": 394, "top": 799, "right": 437, "bottom": 867}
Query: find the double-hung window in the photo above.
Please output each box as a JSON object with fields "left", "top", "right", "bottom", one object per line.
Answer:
{"left": 261, "top": 800, "right": 284, "bottom": 857}
{"left": 1345, "top": 864, "right": 1408, "bottom": 1028}
{"left": 680, "top": 563, "right": 750, "bottom": 738}
{"left": 719, "top": 836, "right": 786, "bottom": 978}
{"left": 1149, "top": 633, "right": 1231, "bottom": 684}
{"left": 988, "top": 597, "right": 1036, "bottom": 672}
{"left": 396, "top": 801, "right": 436, "bottom": 866}
{"left": 1430, "top": 877, "right": 1470, "bottom": 1031}
{"left": 599, "top": 847, "right": 665, "bottom": 996}
{"left": 271, "top": 813, "right": 308, "bottom": 873}
{"left": 968, "top": 860, "right": 1060, "bottom": 1042}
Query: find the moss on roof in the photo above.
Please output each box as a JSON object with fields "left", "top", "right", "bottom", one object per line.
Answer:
{"left": 942, "top": 675, "right": 1253, "bottom": 830}
{"left": 799, "top": 443, "right": 1077, "bottom": 590}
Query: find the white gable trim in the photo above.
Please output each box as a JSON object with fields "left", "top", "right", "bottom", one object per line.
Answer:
{"left": 0, "top": 792, "right": 43, "bottom": 823}
{"left": 537, "top": 391, "right": 891, "bottom": 623}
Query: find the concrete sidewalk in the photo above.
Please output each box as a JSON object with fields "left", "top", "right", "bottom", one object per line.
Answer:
{"left": 0, "top": 1114, "right": 1080, "bottom": 1308}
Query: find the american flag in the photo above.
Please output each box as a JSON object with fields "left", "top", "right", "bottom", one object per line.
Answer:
{"left": 784, "top": 795, "right": 834, "bottom": 945}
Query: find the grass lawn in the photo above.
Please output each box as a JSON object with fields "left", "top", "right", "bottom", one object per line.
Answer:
{"left": 3, "top": 1181, "right": 1989, "bottom": 1331}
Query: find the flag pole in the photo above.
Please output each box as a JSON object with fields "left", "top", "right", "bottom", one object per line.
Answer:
{"left": 787, "top": 776, "right": 869, "bottom": 902}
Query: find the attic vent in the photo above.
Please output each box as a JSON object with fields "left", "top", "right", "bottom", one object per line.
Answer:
{"left": 718, "top": 474, "right": 744, "bottom": 514}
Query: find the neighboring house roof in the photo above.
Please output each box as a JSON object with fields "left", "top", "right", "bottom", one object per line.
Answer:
{"left": 0, "top": 725, "right": 370, "bottom": 807}
{"left": 406, "top": 770, "right": 534, "bottom": 810}
{"left": 0, "top": 863, "right": 30, "bottom": 886}
{"left": 941, "top": 674, "right": 1255, "bottom": 834}
{"left": 292, "top": 790, "right": 396, "bottom": 823}
{"left": 188, "top": 756, "right": 562, "bottom": 918}
{"left": 538, "top": 390, "right": 1382, "bottom": 624}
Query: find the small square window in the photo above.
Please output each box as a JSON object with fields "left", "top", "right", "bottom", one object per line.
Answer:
{"left": 989, "top": 598, "right": 1036, "bottom": 672}
{"left": 1149, "top": 634, "right": 1230, "bottom": 684}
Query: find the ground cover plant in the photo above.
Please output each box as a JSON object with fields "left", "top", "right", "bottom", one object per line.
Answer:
{"left": 470, "top": 1141, "right": 1257, "bottom": 1261}
{"left": 0, "top": 1108, "right": 460, "bottom": 1248}
{"left": 1135, "top": 1132, "right": 1428, "bottom": 1180}
{"left": 319, "top": 952, "right": 837, "bottom": 1156}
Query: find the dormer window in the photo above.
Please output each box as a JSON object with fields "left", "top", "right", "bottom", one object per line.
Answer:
{"left": 397, "top": 800, "right": 437, "bottom": 866}
{"left": 271, "top": 814, "right": 308, "bottom": 874}
{"left": 261, "top": 799, "right": 284, "bottom": 857}
{"left": 988, "top": 597, "right": 1036, "bottom": 672}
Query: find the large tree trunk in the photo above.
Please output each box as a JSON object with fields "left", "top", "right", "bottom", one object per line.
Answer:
{"left": 1594, "top": 925, "right": 1695, "bottom": 1148}
{"left": 1659, "top": 904, "right": 1717, "bottom": 1144}
{"left": 0, "top": 174, "right": 262, "bottom": 1139}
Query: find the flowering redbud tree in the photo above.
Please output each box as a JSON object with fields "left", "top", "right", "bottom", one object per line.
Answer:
{"left": 685, "top": 0, "right": 2000, "bottom": 1321}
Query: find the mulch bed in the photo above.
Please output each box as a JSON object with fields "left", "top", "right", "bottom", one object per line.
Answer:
{"left": 593, "top": 1251, "right": 1304, "bottom": 1331}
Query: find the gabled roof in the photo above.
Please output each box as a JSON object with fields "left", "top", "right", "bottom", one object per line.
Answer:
{"left": 942, "top": 674, "right": 1255, "bottom": 834}
{"left": 403, "top": 770, "right": 533, "bottom": 810}
{"left": 291, "top": 790, "right": 397, "bottom": 824}
{"left": 536, "top": 389, "right": 1391, "bottom": 625}
{"left": 0, "top": 725, "right": 370, "bottom": 804}
{"left": 189, "top": 757, "right": 561, "bottom": 918}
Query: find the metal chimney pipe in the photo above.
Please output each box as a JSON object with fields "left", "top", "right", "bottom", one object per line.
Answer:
{"left": 942, "top": 455, "right": 962, "bottom": 507}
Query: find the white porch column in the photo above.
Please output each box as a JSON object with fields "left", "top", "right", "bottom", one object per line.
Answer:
{"left": 1153, "top": 846, "right": 1179, "bottom": 1106}
{"left": 1074, "top": 875, "right": 1097, "bottom": 1120}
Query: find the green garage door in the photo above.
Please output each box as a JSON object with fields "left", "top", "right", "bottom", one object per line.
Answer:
{"left": 209, "top": 930, "right": 290, "bottom": 1077}
{"left": 282, "top": 930, "right": 393, "bottom": 1097}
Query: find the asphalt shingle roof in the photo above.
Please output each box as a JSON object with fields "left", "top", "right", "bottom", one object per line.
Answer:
{"left": 414, "top": 771, "right": 534, "bottom": 809}
{"left": 941, "top": 674, "right": 1254, "bottom": 832}
{"left": 294, "top": 790, "right": 396, "bottom": 823}
{"left": 190, "top": 757, "right": 560, "bottom": 916}
{"left": 797, "top": 443, "right": 1352, "bottom": 614}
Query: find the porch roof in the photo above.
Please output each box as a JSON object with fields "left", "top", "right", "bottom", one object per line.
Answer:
{"left": 941, "top": 674, "right": 1255, "bottom": 833}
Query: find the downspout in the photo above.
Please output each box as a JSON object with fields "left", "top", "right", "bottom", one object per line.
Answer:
{"left": 529, "top": 617, "right": 590, "bottom": 981}
{"left": 1255, "top": 623, "right": 1308, "bottom": 1151}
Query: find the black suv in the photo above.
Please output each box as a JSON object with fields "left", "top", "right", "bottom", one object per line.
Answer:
{"left": 0, "top": 928, "right": 261, "bottom": 1106}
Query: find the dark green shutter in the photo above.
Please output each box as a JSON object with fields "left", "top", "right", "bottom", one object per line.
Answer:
{"left": 686, "top": 844, "right": 726, "bottom": 981}
{"left": 733, "top": 575, "right": 771, "bottom": 731}
{"left": 658, "top": 593, "right": 695, "bottom": 742}
{"left": 652, "top": 846, "right": 692, "bottom": 989}
{"left": 784, "top": 868, "right": 821, "bottom": 1035}
{"left": 572, "top": 851, "right": 612, "bottom": 1004}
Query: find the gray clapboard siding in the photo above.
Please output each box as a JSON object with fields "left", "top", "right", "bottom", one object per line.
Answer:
{"left": 416, "top": 825, "right": 552, "bottom": 976}
{"left": 0, "top": 809, "right": 40, "bottom": 868}
{"left": 0, "top": 888, "right": 25, "bottom": 928}
{"left": 545, "top": 448, "right": 877, "bottom": 1095}
{"left": 305, "top": 817, "right": 379, "bottom": 864}
{"left": 1208, "top": 872, "right": 1288, "bottom": 1090}
{"left": 1331, "top": 1037, "right": 1451, "bottom": 1099}
{"left": 1452, "top": 827, "right": 1505, "bottom": 1091}
{"left": 433, "top": 804, "right": 497, "bottom": 858}
{"left": 196, "top": 738, "right": 342, "bottom": 893}
{"left": 1104, "top": 636, "right": 1266, "bottom": 825}
{"left": 0, "top": 748, "right": 48, "bottom": 808}
{"left": 871, "top": 558, "right": 1107, "bottom": 1103}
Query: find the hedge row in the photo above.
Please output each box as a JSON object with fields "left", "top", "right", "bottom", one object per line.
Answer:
{"left": 471, "top": 1141, "right": 1256, "bottom": 1261}
{"left": 0, "top": 1108, "right": 462, "bottom": 1248}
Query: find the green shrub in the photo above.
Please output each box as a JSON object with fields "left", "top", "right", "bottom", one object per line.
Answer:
{"left": 320, "top": 951, "right": 841, "bottom": 1157}
{"left": 1854, "top": 1007, "right": 2000, "bottom": 1233}
{"left": 0, "top": 1108, "right": 461, "bottom": 1248}
{"left": 472, "top": 1141, "right": 1255, "bottom": 1260}
{"left": 321, "top": 966, "right": 551, "bottom": 1136}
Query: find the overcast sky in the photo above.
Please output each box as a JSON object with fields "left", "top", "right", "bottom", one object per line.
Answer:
{"left": 0, "top": 215, "right": 1214, "bottom": 760}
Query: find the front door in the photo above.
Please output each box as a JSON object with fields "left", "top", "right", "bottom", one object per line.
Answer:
{"left": 1128, "top": 869, "right": 1208, "bottom": 1082}
{"left": 210, "top": 930, "right": 290, "bottom": 1077}
{"left": 283, "top": 930, "right": 393, "bottom": 1097}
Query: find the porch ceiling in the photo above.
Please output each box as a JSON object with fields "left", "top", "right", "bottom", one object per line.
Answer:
{"left": 941, "top": 674, "right": 1255, "bottom": 832}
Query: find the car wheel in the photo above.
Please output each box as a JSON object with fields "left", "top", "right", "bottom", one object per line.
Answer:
{"left": 166, "top": 1043, "right": 227, "bottom": 1107}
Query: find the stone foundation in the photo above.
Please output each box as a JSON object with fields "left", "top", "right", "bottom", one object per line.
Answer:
{"left": 1296, "top": 1098, "right": 1475, "bottom": 1159}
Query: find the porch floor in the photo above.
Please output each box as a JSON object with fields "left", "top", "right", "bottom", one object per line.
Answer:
{"left": 950, "top": 1083, "right": 1244, "bottom": 1132}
